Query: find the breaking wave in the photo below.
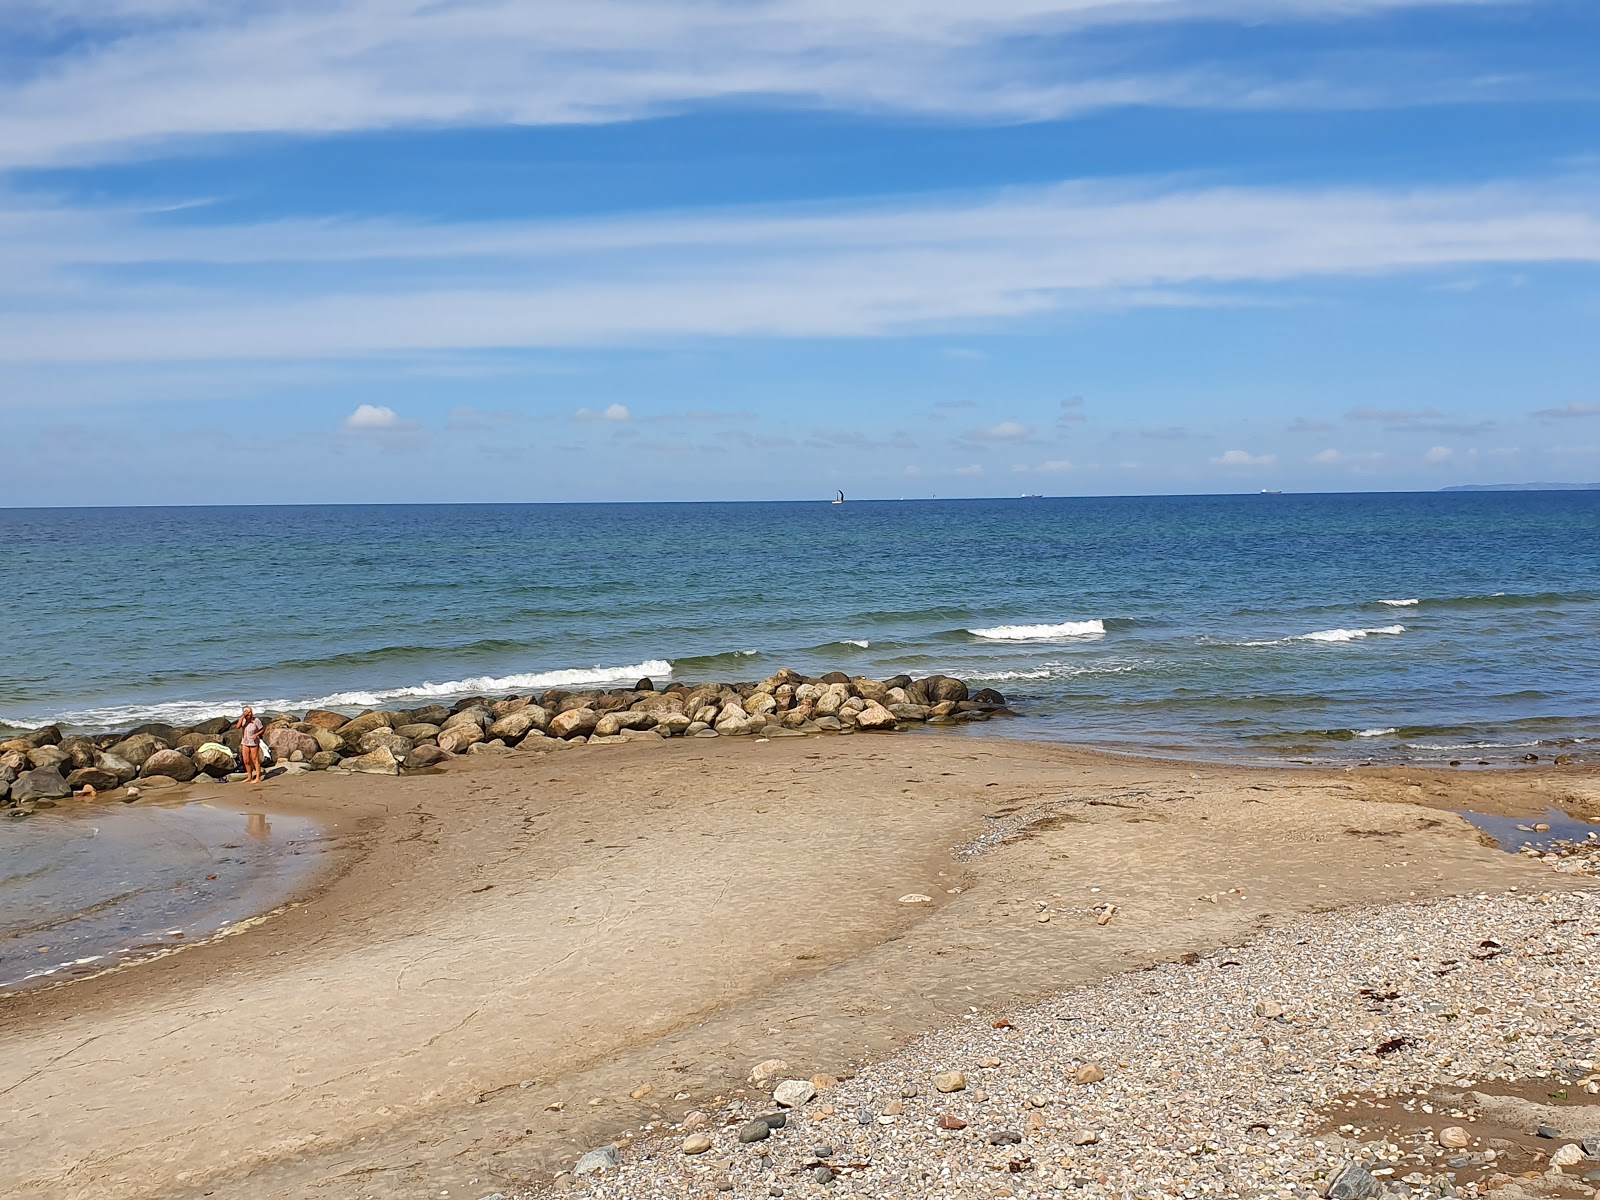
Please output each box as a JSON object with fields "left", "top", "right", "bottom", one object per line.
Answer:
{"left": 968, "top": 620, "right": 1106, "bottom": 641}
{"left": 0, "top": 660, "right": 674, "bottom": 732}
{"left": 1378, "top": 598, "right": 1419, "bottom": 607}
{"left": 1241, "top": 625, "right": 1406, "bottom": 647}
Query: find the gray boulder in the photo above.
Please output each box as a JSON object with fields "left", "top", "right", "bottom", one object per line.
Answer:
{"left": 358, "top": 728, "right": 414, "bottom": 758}
{"left": 94, "top": 752, "right": 139, "bottom": 784}
{"left": 109, "top": 733, "right": 164, "bottom": 769}
{"left": 573, "top": 1146, "right": 620, "bottom": 1176}
{"left": 13, "top": 767, "right": 71, "bottom": 803}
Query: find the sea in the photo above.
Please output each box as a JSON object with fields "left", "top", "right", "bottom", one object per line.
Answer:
{"left": 3, "top": 492, "right": 1597, "bottom": 766}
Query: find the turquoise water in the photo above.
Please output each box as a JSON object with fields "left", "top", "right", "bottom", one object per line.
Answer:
{"left": 2, "top": 493, "right": 1597, "bottom": 764}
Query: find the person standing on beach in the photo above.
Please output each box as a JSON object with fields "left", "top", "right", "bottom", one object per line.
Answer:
{"left": 237, "top": 706, "right": 265, "bottom": 783}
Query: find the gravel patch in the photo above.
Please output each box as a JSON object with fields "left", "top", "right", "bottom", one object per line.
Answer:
{"left": 513, "top": 859, "right": 1598, "bottom": 1200}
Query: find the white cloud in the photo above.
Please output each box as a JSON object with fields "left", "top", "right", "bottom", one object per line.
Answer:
{"left": 1211, "top": 449, "right": 1276, "bottom": 466}
{"left": 1311, "top": 448, "right": 1342, "bottom": 464}
{"left": 1038, "top": 459, "right": 1074, "bottom": 473}
{"left": 343, "top": 403, "right": 400, "bottom": 430}
{"left": 575, "top": 402, "right": 632, "bottom": 422}
{"left": 4, "top": 175, "right": 1600, "bottom": 364}
{"left": 963, "top": 419, "right": 1033, "bottom": 443}
{"left": 954, "top": 463, "right": 984, "bottom": 476}
{"left": 1425, "top": 445, "right": 1455, "bottom": 463}
{"left": 904, "top": 464, "right": 922, "bottom": 476}
{"left": 0, "top": 0, "right": 1517, "bottom": 168}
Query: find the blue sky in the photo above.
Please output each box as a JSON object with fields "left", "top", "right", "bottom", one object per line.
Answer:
{"left": 1, "top": 0, "right": 1597, "bottom": 504}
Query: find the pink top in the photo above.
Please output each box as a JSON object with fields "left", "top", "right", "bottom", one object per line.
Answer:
{"left": 241, "top": 718, "right": 264, "bottom": 748}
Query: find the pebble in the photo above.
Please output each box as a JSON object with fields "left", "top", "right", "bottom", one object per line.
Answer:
{"left": 1073, "top": 1064, "right": 1104, "bottom": 1085}
{"left": 1255, "top": 999, "right": 1285, "bottom": 1019}
{"left": 1437, "top": 1126, "right": 1470, "bottom": 1149}
{"left": 898, "top": 894, "right": 933, "bottom": 905}
{"left": 541, "top": 886, "right": 1600, "bottom": 1200}
{"left": 629, "top": 1083, "right": 652, "bottom": 1100}
{"left": 772, "top": 1080, "right": 815, "bottom": 1109}
{"left": 681, "top": 1134, "right": 712, "bottom": 1155}
{"left": 737, "top": 1120, "right": 772, "bottom": 1144}
{"left": 934, "top": 1070, "right": 967, "bottom": 1093}
{"left": 1551, "top": 1144, "right": 1585, "bottom": 1168}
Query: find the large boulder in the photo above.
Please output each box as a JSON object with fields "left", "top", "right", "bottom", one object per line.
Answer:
{"left": 341, "top": 745, "right": 401, "bottom": 775}
{"left": 263, "top": 726, "right": 319, "bottom": 762}
{"left": 490, "top": 695, "right": 530, "bottom": 719}
{"left": 436, "top": 723, "right": 485, "bottom": 754}
{"left": 109, "top": 733, "right": 164, "bottom": 769}
{"left": 406, "top": 704, "right": 452, "bottom": 726}
{"left": 971, "top": 687, "right": 1008, "bottom": 706}
{"left": 309, "top": 750, "right": 343, "bottom": 770}
{"left": 194, "top": 743, "right": 236, "bottom": 776}
{"left": 746, "top": 692, "right": 778, "bottom": 717}
{"left": 548, "top": 708, "right": 599, "bottom": 739}
{"left": 358, "top": 728, "right": 414, "bottom": 758}
{"left": 337, "top": 710, "right": 407, "bottom": 741}
{"left": 488, "top": 706, "right": 550, "bottom": 743}
{"left": 654, "top": 712, "right": 693, "bottom": 736}
{"left": 851, "top": 677, "right": 890, "bottom": 703}
{"left": 405, "top": 744, "right": 450, "bottom": 769}
{"left": 854, "top": 700, "right": 900, "bottom": 731}
{"left": 394, "top": 723, "right": 440, "bottom": 742}
{"left": 188, "top": 716, "right": 234, "bottom": 736}
{"left": 888, "top": 703, "right": 930, "bottom": 722}
{"left": 127, "top": 722, "right": 179, "bottom": 742}
{"left": 141, "top": 748, "right": 197, "bottom": 782}
{"left": 94, "top": 752, "right": 138, "bottom": 784}
{"left": 67, "top": 766, "right": 121, "bottom": 793}
{"left": 302, "top": 708, "right": 350, "bottom": 731}
{"left": 442, "top": 708, "right": 489, "bottom": 732}
{"left": 814, "top": 685, "right": 849, "bottom": 717}
{"left": 714, "top": 703, "right": 758, "bottom": 736}
{"left": 918, "top": 675, "right": 969, "bottom": 705}
{"left": 595, "top": 710, "right": 655, "bottom": 737}
{"left": 311, "top": 727, "right": 347, "bottom": 753}
{"left": 26, "top": 744, "right": 72, "bottom": 773}
{"left": 13, "top": 767, "right": 72, "bottom": 802}
{"left": 59, "top": 738, "right": 99, "bottom": 770}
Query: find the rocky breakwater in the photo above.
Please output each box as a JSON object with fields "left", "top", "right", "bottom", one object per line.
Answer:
{"left": 0, "top": 671, "right": 1011, "bottom": 808}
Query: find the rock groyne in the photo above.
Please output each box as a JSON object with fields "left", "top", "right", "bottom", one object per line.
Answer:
{"left": 0, "top": 670, "right": 1012, "bottom": 807}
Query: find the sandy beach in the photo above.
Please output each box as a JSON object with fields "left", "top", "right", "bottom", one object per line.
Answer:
{"left": 2, "top": 733, "right": 1597, "bottom": 1200}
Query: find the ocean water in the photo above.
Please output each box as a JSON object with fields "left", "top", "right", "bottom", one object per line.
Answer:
{"left": 2, "top": 493, "right": 1598, "bottom": 765}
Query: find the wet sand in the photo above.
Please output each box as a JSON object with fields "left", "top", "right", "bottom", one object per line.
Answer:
{"left": 1, "top": 734, "right": 1596, "bottom": 1200}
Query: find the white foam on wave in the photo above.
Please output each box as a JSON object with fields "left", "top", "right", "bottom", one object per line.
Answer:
{"left": 969, "top": 620, "right": 1106, "bottom": 641}
{"left": 837, "top": 639, "right": 870, "bottom": 649}
{"left": 965, "top": 661, "right": 1143, "bottom": 683}
{"left": 1242, "top": 624, "right": 1406, "bottom": 647}
{"left": 1379, "top": 598, "right": 1419, "bottom": 607}
{"left": 0, "top": 660, "right": 675, "bottom": 731}
{"left": 1356, "top": 727, "right": 1399, "bottom": 738}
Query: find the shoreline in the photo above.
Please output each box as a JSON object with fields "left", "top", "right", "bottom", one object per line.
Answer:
{"left": 1, "top": 734, "right": 1596, "bottom": 1200}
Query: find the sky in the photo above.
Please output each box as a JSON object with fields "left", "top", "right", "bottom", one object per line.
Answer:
{"left": 1, "top": 0, "right": 1598, "bottom": 504}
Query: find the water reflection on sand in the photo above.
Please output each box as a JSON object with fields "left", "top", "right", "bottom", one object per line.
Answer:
{"left": 0, "top": 795, "right": 324, "bottom": 991}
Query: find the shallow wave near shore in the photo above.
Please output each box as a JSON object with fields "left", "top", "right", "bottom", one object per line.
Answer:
{"left": 2, "top": 494, "right": 1597, "bottom": 764}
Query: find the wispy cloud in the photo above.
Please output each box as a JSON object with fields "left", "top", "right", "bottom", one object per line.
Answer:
{"left": 0, "top": 0, "right": 1526, "bottom": 168}
{"left": 3, "top": 176, "right": 1599, "bottom": 365}
{"left": 1532, "top": 402, "right": 1600, "bottom": 420}
{"left": 1345, "top": 405, "right": 1496, "bottom": 434}
{"left": 575, "top": 402, "right": 632, "bottom": 422}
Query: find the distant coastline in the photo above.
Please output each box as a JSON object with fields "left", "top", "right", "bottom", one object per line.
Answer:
{"left": 1441, "top": 481, "right": 1600, "bottom": 491}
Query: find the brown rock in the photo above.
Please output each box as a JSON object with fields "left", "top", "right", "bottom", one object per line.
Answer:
{"left": 140, "top": 748, "right": 197, "bottom": 782}
{"left": 1073, "top": 1065, "right": 1104, "bottom": 1086}
{"left": 302, "top": 709, "right": 350, "bottom": 731}
{"left": 934, "top": 1070, "right": 968, "bottom": 1093}
{"left": 548, "top": 708, "right": 599, "bottom": 739}
{"left": 937, "top": 1114, "right": 968, "bottom": 1130}
{"left": 437, "top": 723, "right": 485, "bottom": 754}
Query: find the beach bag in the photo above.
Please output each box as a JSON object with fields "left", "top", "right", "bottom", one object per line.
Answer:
{"left": 260, "top": 741, "right": 274, "bottom": 762}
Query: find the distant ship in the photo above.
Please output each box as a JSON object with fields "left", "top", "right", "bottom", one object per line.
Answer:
{"left": 1020, "top": 493, "right": 1043, "bottom": 499}
{"left": 1260, "top": 489, "right": 1284, "bottom": 495}
{"left": 831, "top": 490, "right": 845, "bottom": 504}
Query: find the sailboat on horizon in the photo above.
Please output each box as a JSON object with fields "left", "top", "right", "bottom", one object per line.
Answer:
{"left": 831, "top": 490, "right": 845, "bottom": 505}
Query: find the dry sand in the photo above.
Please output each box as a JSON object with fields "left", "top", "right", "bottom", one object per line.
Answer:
{"left": 1, "top": 733, "right": 1596, "bottom": 1200}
